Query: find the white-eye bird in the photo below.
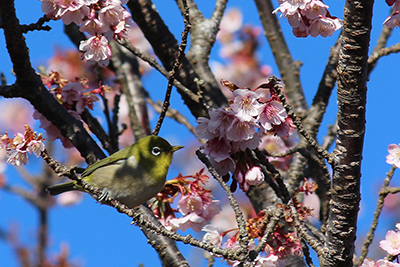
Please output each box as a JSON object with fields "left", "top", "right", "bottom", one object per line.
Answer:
{"left": 47, "top": 135, "right": 183, "bottom": 208}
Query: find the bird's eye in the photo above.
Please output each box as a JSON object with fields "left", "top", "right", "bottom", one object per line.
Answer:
{"left": 151, "top": 146, "right": 161, "bottom": 156}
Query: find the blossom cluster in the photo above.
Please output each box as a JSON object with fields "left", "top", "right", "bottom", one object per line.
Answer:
{"left": 360, "top": 223, "right": 400, "bottom": 266}
{"left": 387, "top": 143, "right": 400, "bottom": 168}
{"left": 40, "top": 0, "right": 133, "bottom": 66}
{"left": 34, "top": 71, "right": 105, "bottom": 148}
{"left": 0, "top": 125, "right": 45, "bottom": 166}
{"left": 383, "top": 0, "right": 400, "bottom": 28}
{"left": 202, "top": 210, "right": 304, "bottom": 266}
{"left": 152, "top": 169, "right": 221, "bottom": 232}
{"left": 196, "top": 80, "right": 295, "bottom": 192}
{"left": 273, "top": 0, "right": 343, "bottom": 37}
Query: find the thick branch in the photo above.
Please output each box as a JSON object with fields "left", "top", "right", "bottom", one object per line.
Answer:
{"left": 322, "top": 0, "right": 373, "bottom": 266}
{"left": 176, "top": 0, "right": 228, "bottom": 101}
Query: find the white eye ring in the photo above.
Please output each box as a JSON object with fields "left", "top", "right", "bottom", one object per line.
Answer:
{"left": 151, "top": 146, "right": 161, "bottom": 156}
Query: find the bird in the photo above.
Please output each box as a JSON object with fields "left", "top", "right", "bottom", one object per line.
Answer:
{"left": 47, "top": 135, "right": 183, "bottom": 208}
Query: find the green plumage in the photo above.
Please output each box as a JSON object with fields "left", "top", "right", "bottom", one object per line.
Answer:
{"left": 46, "top": 135, "right": 183, "bottom": 208}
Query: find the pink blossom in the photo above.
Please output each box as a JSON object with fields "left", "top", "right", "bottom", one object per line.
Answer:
{"left": 273, "top": 0, "right": 311, "bottom": 17}
{"left": 60, "top": 5, "right": 89, "bottom": 25}
{"left": 292, "top": 21, "right": 310, "bottom": 37}
{"left": 40, "top": 0, "right": 63, "bottom": 19}
{"left": 26, "top": 140, "right": 45, "bottom": 157}
{"left": 61, "top": 82, "right": 84, "bottom": 105}
{"left": 226, "top": 116, "right": 258, "bottom": 142}
{"left": 1, "top": 126, "right": 45, "bottom": 166}
{"left": 383, "top": 11, "right": 400, "bottom": 28}
{"left": 98, "top": 4, "right": 126, "bottom": 31}
{"left": 301, "top": 0, "right": 328, "bottom": 19}
{"left": 172, "top": 191, "right": 221, "bottom": 232}
{"left": 202, "top": 200, "right": 221, "bottom": 221}
{"left": 386, "top": 144, "right": 400, "bottom": 168}
{"left": 274, "top": 117, "right": 294, "bottom": 137}
{"left": 231, "top": 89, "right": 265, "bottom": 121}
{"left": 361, "top": 258, "right": 400, "bottom": 267}
{"left": 80, "top": 17, "right": 106, "bottom": 35}
{"left": 178, "top": 193, "right": 204, "bottom": 215}
{"left": 287, "top": 12, "right": 303, "bottom": 28}
{"left": 56, "top": 0, "right": 85, "bottom": 11}
{"left": 57, "top": 191, "right": 83, "bottom": 206}
{"left": 380, "top": 230, "right": 400, "bottom": 255}
{"left": 230, "top": 134, "right": 261, "bottom": 152}
{"left": 7, "top": 150, "right": 28, "bottom": 166}
{"left": 202, "top": 225, "right": 222, "bottom": 247}
{"left": 255, "top": 254, "right": 279, "bottom": 267}
{"left": 169, "top": 213, "right": 205, "bottom": 232}
{"left": 209, "top": 156, "right": 236, "bottom": 176}
{"left": 245, "top": 166, "right": 265, "bottom": 186}
{"left": 208, "top": 108, "right": 236, "bottom": 139}
{"left": 79, "top": 35, "right": 112, "bottom": 67}
{"left": 309, "top": 16, "right": 343, "bottom": 37}
{"left": 259, "top": 101, "right": 288, "bottom": 131}
{"left": 204, "top": 137, "right": 231, "bottom": 162}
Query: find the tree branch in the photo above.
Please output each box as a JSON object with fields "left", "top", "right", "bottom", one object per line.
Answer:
{"left": 322, "top": 0, "right": 373, "bottom": 265}
{"left": 0, "top": 0, "right": 105, "bottom": 164}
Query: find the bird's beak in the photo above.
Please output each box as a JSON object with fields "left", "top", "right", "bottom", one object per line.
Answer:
{"left": 171, "top": 145, "right": 184, "bottom": 153}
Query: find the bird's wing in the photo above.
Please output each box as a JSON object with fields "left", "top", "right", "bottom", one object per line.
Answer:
{"left": 81, "top": 146, "right": 134, "bottom": 177}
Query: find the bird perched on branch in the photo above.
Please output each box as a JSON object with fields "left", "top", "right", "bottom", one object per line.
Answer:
{"left": 47, "top": 135, "right": 183, "bottom": 208}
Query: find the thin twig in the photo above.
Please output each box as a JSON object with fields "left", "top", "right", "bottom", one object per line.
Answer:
{"left": 196, "top": 150, "right": 249, "bottom": 260}
{"left": 20, "top": 14, "right": 51, "bottom": 33}
{"left": 152, "top": 0, "right": 191, "bottom": 135}
{"left": 254, "top": 148, "right": 291, "bottom": 203}
{"left": 358, "top": 165, "right": 397, "bottom": 265}
{"left": 116, "top": 38, "right": 200, "bottom": 104}
{"left": 267, "top": 144, "right": 301, "bottom": 158}
{"left": 246, "top": 149, "right": 285, "bottom": 202}
{"left": 288, "top": 200, "right": 324, "bottom": 256}
{"left": 147, "top": 98, "right": 203, "bottom": 143}
{"left": 301, "top": 239, "right": 316, "bottom": 267}
{"left": 367, "top": 43, "right": 400, "bottom": 66}
{"left": 368, "top": 24, "right": 393, "bottom": 74}
{"left": 272, "top": 77, "right": 333, "bottom": 164}
{"left": 254, "top": 207, "right": 283, "bottom": 253}
{"left": 81, "top": 109, "right": 114, "bottom": 154}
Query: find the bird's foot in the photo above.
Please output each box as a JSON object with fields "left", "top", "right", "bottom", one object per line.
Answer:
{"left": 97, "top": 188, "right": 111, "bottom": 203}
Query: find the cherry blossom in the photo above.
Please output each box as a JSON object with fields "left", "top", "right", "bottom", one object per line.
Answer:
{"left": 153, "top": 170, "right": 221, "bottom": 232}
{"left": 386, "top": 143, "right": 400, "bottom": 168}
{"left": 273, "top": 0, "right": 342, "bottom": 37}
{"left": 231, "top": 89, "right": 265, "bottom": 121}
{"left": 383, "top": 11, "right": 400, "bottom": 28}
{"left": 309, "top": 16, "right": 343, "bottom": 37}
{"left": 380, "top": 229, "right": 400, "bottom": 255}
{"left": 0, "top": 125, "right": 45, "bottom": 166}
{"left": 40, "top": 0, "right": 133, "bottom": 66}
{"left": 361, "top": 258, "right": 400, "bottom": 267}
{"left": 202, "top": 225, "right": 223, "bottom": 247}
{"left": 196, "top": 81, "right": 295, "bottom": 192}
{"left": 79, "top": 35, "right": 112, "bottom": 67}
{"left": 259, "top": 100, "right": 288, "bottom": 132}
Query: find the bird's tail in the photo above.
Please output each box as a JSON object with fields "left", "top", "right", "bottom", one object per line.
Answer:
{"left": 46, "top": 182, "right": 77, "bottom": 196}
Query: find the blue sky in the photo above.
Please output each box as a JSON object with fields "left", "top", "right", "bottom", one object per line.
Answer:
{"left": 1, "top": 0, "right": 400, "bottom": 266}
